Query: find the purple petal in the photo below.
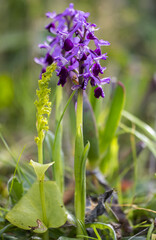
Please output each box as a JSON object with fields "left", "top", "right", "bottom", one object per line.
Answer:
{"left": 45, "top": 22, "right": 55, "bottom": 32}
{"left": 57, "top": 77, "right": 67, "bottom": 87}
{"left": 84, "top": 12, "right": 90, "bottom": 19}
{"left": 71, "top": 84, "right": 81, "bottom": 90}
{"left": 68, "top": 61, "right": 79, "bottom": 71}
{"left": 66, "top": 47, "right": 79, "bottom": 61}
{"left": 92, "top": 63, "right": 102, "bottom": 76}
{"left": 94, "top": 53, "right": 108, "bottom": 61}
{"left": 80, "top": 53, "right": 87, "bottom": 61}
{"left": 81, "top": 78, "right": 88, "bottom": 90}
{"left": 44, "top": 53, "right": 54, "bottom": 65}
{"left": 34, "top": 57, "right": 45, "bottom": 65}
{"left": 58, "top": 66, "right": 68, "bottom": 78}
{"left": 101, "top": 77, "right": 111, "bottom": 84}
{"left": 40, "top": 68, "right": 46, "bottom": 79}
{"left": 68, "top": 22, "right": 82, "bottom": 38}
{"left": 69, "top": 3, "right": 74, "bottom": 8}
{"left": 94, "top": 48, "right": 101, "bottom": 56}
{"left": 38, "top": 42, "right": 49, "bottom": 49}
{"left": 87, "top": 32, "right": 96, "bottom": 40}
{"left": 46, "top": 12, "right": 56, "bottom": 19}
{"left": 97, "top": 40, "right": 110, "bottom": 46}
{"left": 64, "top": 38, "right": 74, "bottom": 51}
{"left": 90, "top": 78, "right": 96, "bottom": 87}
{"left": 94, "top": 87, "right": 105, "bottom": 98}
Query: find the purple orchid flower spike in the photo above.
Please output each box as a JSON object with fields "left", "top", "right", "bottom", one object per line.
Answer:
{"left": 35, "top": 3, "right": 110, "bottom": 98}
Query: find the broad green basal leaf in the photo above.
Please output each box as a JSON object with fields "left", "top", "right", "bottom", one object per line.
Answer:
{"left": 6, "top": 181, "right": 67, "bottom": 233}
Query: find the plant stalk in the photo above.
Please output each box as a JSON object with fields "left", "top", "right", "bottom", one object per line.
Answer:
{"left": 38, "top": 135, "right": 49, "bottom": 240}
{"left": 53, "top": 86, "right": 64, "bottom": 194}
{"left": 74, "top": 88, "right": 85, "bottom": 238}
{"left": 38, "top": 133, "right": 43, "bottom": 164}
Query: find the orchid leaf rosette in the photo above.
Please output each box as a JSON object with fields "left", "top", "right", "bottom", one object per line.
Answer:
{"left": 35, "top": 3, "right": 110, "bottom": 98}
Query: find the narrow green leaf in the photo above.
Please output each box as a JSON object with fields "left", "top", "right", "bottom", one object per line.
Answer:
{"left": 100, "top": 137, "right": 119, "bottom": 175}
{"left": 8, "top": 177, "right": 23, "bottom": 205}
{"left": 58, "top": 238, "right": 77, "bottom": 240}
{"left": 100, "top": 82, "right": 125, "bottom": 155}
{"left": 53, "top": 86, "right": 64, "bottom": 194}
{"left": 54, "top": 91, "right": 75, "bottom": 147}
{"left": 119, "top": 123, "right": 156, "bottom": 157}
{"left": 8, "top": 145, "right": 25, "bottom": 196}
{"left": 86, "top": 222, "right": 116, "bottom": 240}
{"left": 80, "top": 141, "right": 90, "bottom": 215}
{"left": 77, "top": 236, "right": 97, "bottom": 240}
{"left": 83, "top": 92, "right": 99, "bottom": 166}
{"left": 45, "top": 130, "right": 55, "bottom": 162}
{"left": 29, "top": 160, "right": 54, "bottom": 180}
{"left": 122, "top": 110, "right": 156, "bottom": 141}
{"left": 92, "top": 226, "right": 101, "bottom": 240}
{"left": 0, "top": 133, "right": 34, "bottom": 185}
{"left": 0, "top": 224, "right": 13, "bottom": 236}
{"left": 146, "top": 221, "right": 154, "bottom": 240}
{"left": 81, "top": 142, "right": 90, "bottom": 169}
{"left": 122, "top": 237, "right": 146, "bottom": 240}
{"left": 6, "top": 181, "right": 67, "bottom": 233}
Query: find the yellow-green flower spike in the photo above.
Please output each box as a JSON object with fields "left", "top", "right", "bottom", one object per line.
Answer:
{"left": 35, "top": 63, "right": 57, "bottom": 145}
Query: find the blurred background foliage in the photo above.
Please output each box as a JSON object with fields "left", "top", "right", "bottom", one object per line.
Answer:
{"left": 0, "top": 0, "right": 156, "bottom": 142}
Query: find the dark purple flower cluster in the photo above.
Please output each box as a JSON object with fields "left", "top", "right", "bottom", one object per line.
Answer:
{"left": 35, "top": 3, "right": 110, "bottom": 98}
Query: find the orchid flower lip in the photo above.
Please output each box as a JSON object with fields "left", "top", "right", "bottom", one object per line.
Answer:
{"left": 94, "top": 86, "right": 105, "bottom": 98}
{"left": 64, "top": 38, "right": 74, "bottom": 51}
{"left": 35, "top": 3, "right": 110, "bottom": 98}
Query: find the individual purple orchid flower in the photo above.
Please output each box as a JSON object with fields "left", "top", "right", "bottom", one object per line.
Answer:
{"left": 35, "top": 3, "right": 110, "bottom": 98}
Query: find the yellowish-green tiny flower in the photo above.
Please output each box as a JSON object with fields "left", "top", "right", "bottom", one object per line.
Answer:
{"left": 35, "top": 63, "right": 56, "bottom": 145}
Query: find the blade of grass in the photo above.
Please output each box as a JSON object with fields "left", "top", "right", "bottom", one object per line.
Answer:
{"left": 146, "top": 221, "right": 154, "bottom": 240}
{"left": 122, "top": 110, "right": 156, "bottom": 141}
{"left": 130, "top": 125, "right": 137, "bottom": 199}
{"left": 0, "top": 133, "right": 34, "bottom": 185}
{"left": 9, "top": 145, "right": 26, "bottom": 194}
{"left": 119, "top": 123, "right": 156, "bottom": 157}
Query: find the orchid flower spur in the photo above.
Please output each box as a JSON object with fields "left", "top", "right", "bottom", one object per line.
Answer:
{"left": 35, "top": 3, "right": 110, "bottom": 98}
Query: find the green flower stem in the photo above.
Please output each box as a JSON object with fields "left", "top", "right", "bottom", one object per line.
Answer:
{"left": 39, "top": 179, "right": 48, "bottom": 224}
{"left": 38, "top": 133, "right": 43, "bottom": 164}
{"left": 53, "top": 86, "right": 64, "bottom": 194}
{"left": 38, "top": 137, "right": 49, "bottom": 240}
{"left": 74, "top": 88, "right": 85, "bottom": 238}
{"left": 39, "top": 179, "right": 49, "bottom": 240}
{"left": 42, "top": 230, "right": 49, "bottom": 240}
{"left": 76, "top": 89, "right": 83, "bottom": 128}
